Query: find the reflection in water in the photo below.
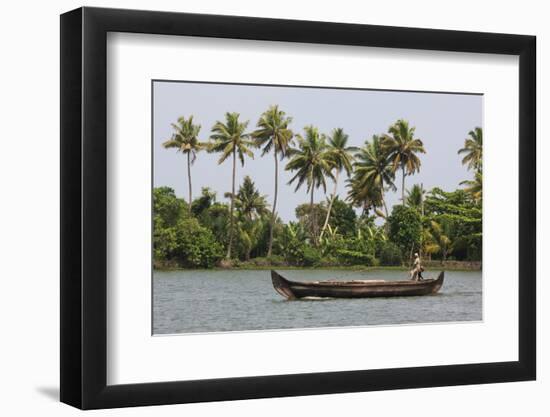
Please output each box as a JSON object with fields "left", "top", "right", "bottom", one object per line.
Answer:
{"left": 153, "top": 269, "right": 482, "bottom": 334}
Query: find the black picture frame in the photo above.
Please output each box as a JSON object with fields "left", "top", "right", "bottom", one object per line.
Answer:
{"left": 60, "top": 6, "right": 536, "bottom": 410}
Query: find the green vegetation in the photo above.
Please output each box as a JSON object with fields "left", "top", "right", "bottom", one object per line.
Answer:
{"left": 387, "top": 205, "right": 422, "bottom": 257}
{"left": 154, "top": 112, "right": 483, "bottom": 270}
{"left": 162, "top": 116, "right": 206, "bottom": 215}
{"left": 209, "top": 112, "right": 255, "bottom": 259}
{"left": 153, "top": 187, "right": 223, "bottom": 268}
{"left": 286, "top": 125, "right": 334, "bottom": 245}
{"left": 382, "top": 119, "right": 425, "bottom": 204}
{"left": 251, "top": 105, "right": 294, "bottom": 257}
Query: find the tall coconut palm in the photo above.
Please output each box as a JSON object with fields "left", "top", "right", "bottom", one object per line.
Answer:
{"left": 347, "top": 135, "right": 395, "bottom": 217}
{"left": 209, "top": 112, "right": 255, "bottom": 259}
{"left": 320, "top": 128, "right": 356, "bottom": 239}
{"left": 286, "top": 126, "right": 334, "bottom": 244}
{"left": 382, "top": 119, "right": 426, "bottom": 204}
{"left": 458, "top": 127, "right": 483, "bottom": 172}
{"left": 162, "top": 115, "right": 205, "bottom": 214}
{"left": 251, "top": 105, "right": 294, "bottom": 256}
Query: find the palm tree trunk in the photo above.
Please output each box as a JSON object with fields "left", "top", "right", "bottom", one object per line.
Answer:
{"left": 320, "top": 170, "right": 339, "bottom": 240}
{"left": 310, "top": 185, "right": 316, "bottom": 245}
{"left": 380, "top": 184, "right": 391, "bottom": 236}
{"left": 419, "top": 184, "right": 425, "bottom": 258}
{"left": 380, "top": 184, "right": 389, "bottom": 218}
{"left": 401, "top": 165, "right": 406, "bottom": 205}
{"left": 187, "top": 152, "right": 192, "bottom": 215}
{"left": 227, "top": 149, "right": 236, "bottom": 259}
{"left": 267, "top": 150, "right": 278, "bottom": 257}
{"left": 420, "top": 183, "right": 424, "bottom": 217}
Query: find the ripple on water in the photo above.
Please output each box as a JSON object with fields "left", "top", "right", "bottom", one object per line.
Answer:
{"left": 153, "top": 269, "right": 482, "bottom": 334}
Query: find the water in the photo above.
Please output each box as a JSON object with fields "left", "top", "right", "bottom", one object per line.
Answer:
{"left": 153, "top": 269, "right": 482, "bottom": 335}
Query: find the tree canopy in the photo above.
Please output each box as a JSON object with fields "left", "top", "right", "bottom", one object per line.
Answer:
{"left": 155, "top": 113, "right": 483, "bottom": 269}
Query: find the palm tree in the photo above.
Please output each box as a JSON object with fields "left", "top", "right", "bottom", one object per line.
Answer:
{"left": 191, "top": 187, "right": 217, "bottom": 217}
{"left": 347, "top": 179, "right": 385, "bottom": 216}
{"left": 458, "top": 127, "right": 483, "bottom": 172}
{"left": 237, "top": 217, "right": 263, "bottom": 261}
{"left": 319, "top": 128, "right": 356, "bottom": 239}
{"left": 286, "top": 126, "right": 334, "bottom": 244}
{"left": 347, "top": 135, "right": 395, "bottom": 217}
{"left": 162, "top": 115, "right": 205, "bottom": 214}
{"left": 460, "top": 171, "right": 482, "bottom": 203}
{"left": 406, "top": 183, "right": 426, "bottom": 215}
{"left": 251, "top": 105, "right": 294, "bottom": 256}
{"left": 209, "top": 112, "right": 255, "bottom": 259}
{"left": 407, "top": 183, "right": 427, "bottom": 257}
{"left": 230, "top": 176, "right": 269, "bottom": 221}
{"left": 231, "top": 178, "right": 269, "bottom": 261}
{"left": 425, "top": 220, "right": 453, "bottom": 261}
{"left": 382, "top": 119, "right": 426, "bottom": 204}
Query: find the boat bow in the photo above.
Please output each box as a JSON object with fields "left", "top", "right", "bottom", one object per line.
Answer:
{"left": 271, "top": 270, "right": 297, "bottom": 300}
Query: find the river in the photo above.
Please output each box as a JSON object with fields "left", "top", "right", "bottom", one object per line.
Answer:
{"left": 153, "top": 269, "right": 482, "bottom": 335}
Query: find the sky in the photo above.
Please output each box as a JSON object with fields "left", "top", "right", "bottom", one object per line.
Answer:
{"left": 153, "top": 81, "right": 482, "bottom": 222}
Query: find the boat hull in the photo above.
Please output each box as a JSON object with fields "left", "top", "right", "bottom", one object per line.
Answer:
{"left": 271, "top": 270, "right": 444, "bottom": 300}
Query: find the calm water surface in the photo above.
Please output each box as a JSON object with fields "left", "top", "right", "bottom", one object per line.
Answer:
{"left": 153, "top": 269, "right": 482, "bottom": 334}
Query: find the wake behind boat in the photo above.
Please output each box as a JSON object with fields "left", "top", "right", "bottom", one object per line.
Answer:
{"left": 271, "top": 270, "right": 444, "bottom": 300}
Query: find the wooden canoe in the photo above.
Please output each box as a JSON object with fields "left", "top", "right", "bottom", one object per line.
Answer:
{"left": 271, "top": 270, "right": 444, "bottom": 300}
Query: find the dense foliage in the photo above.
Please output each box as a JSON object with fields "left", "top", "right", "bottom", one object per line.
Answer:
{"left": 153, "top": 187, "right": 223, "bottom": 268}
{"left": 387, "top": 205, "right": 423, "bottom": 256}
{"left": 155, "top": 112, "right": 483, "bottom": 269}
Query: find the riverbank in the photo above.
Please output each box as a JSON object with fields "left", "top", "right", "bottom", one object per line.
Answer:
{"left": 423, "top": 260, "right": 481, "bottom": 270}
{"left": 154, "top": 260, "right": 481, "bottom": 272}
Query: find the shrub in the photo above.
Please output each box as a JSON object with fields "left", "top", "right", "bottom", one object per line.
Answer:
{"left": 317, "top": 255, "right": 338, "bottom": 267}
{"left": 265, "top": 255, "right": 286, "bottom": 266}
{"left": 329, "top": 198, "right": 357, "bottom": 237}
{"left": 387, "top": 205, "right": 422, "bottom": 255}
{"left": 246, "top": 255, "right": 287, "bottom": 267}
{"left": 275, "top": 223, "right": 309, "bottom": 265}
{"left": 379, "top": 241, "right": 402, "bottom": 266}
{"left": 336, "top": 249, "right": 376, "bottom": 266}
{"left": 172, "top": 218, "right": 224, "bottom": 268}
{"left": 301, "top": 246, "right": 322, "bottom": 266}
{"left": 153, "top": 221, "right": 177, "bottom": 262}
{"left": 153, "top": 186, "right": 188, "bottom": 226}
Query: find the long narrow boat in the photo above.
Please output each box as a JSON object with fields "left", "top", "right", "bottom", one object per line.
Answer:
{"left": 271, "top": 270, "right": 444, "bottom": 300}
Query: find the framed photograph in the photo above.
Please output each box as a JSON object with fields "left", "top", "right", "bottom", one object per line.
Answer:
{"left": 60, "top": 6, "right": 536, "bottom": 409}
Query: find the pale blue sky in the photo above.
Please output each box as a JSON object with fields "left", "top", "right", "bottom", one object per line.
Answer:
{"left": 153, "top": 81, "right": 482, "bottom": 222}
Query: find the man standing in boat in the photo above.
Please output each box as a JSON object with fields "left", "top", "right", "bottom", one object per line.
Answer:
{"left": 410, "top": 253, "right": 424, "bottom": 281}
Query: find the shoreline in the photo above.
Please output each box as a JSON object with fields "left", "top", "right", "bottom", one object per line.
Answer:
{"left": 154, "top": 262, "right": 481, "bottom": 273}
